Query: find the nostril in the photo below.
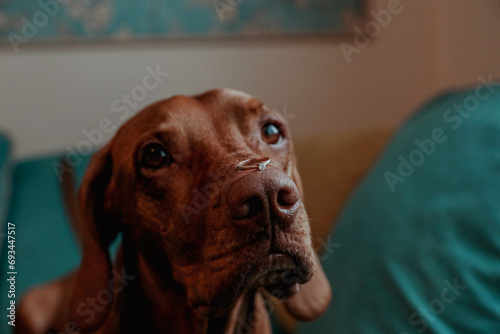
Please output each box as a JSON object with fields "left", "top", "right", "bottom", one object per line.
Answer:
{"left": 245, "top": 196, "right": 263, "bottom": 219}
{"left": 277, "top": 189, "right": 299, "bottom": 208}
{"left": 272, "top": 186, "right": 300, "bottom": 228}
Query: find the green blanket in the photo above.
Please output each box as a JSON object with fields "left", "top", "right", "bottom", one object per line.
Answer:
{"left": 300, "top": 84, "right": 500, "bottom": 333}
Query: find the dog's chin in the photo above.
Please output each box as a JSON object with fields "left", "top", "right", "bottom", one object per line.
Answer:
{"left": 246, "top": 252, "right": 312, "bottom": 291}
{"left": 191, "top": 250, "right": 314, "bottom": 319}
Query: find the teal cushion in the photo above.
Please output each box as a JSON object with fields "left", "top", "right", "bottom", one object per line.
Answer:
{"left": 300, "top": 85, "right": 500, "bottom": 333}
{"left": 0, "top": 153, "right": 92, "bottom": 333}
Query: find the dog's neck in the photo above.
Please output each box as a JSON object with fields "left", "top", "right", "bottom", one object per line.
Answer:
{"left": 116, "top": 232, "right": 270, "bottom": 334}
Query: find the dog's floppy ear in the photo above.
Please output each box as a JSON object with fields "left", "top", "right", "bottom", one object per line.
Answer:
{"left": 284, "top": 157, "right": 332, "bottom": 321}
{"left": 283, "top": 253, "right": 331, "bottom": 321}
{"left": 67, "top": 141, "right": 120, "bottom": 331}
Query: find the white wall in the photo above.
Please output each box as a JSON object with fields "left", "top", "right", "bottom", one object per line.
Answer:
{"left": 1, "top": 0, "right": 499, "bottom": 158}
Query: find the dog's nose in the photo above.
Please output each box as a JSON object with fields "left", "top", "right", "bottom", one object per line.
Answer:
{"left": 224, "top": 167, "right": 300, "bottom": 233}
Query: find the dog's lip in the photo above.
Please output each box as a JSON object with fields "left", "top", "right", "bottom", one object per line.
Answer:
{"left": 263, "top": 251, "right": 295, "bottom": 266}
{"left": 263, "top": 243, "right": 297, "bottom": 265}
{"left": 258, "top": 251, "right": 295, "bottom": 269}
{"left": 242, "top": 248, "right": 299, "bottom": 287}
{"left": 243, "top": 249, "right": 308, "bottom": 300}
{"left": 193, "top": 245, "right": 311, "bottom": 318}
{"left": 269, "top": 253, "right": 287, "bottom": 259}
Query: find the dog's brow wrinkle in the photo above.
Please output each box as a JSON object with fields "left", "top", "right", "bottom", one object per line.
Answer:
{"left": 207, "top": 266, "right": 226, "bottom": 273}
{"left": 248, "top": 99, "right": 263, "bottom": 112}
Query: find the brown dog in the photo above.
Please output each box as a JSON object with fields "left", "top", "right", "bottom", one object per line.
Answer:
{"left": 17, "top": 89, "right": 331, "bottom": 334}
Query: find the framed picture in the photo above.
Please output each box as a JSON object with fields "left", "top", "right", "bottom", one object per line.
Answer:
{"left": 0, "top": 0, "right": 365, "bottom": 45}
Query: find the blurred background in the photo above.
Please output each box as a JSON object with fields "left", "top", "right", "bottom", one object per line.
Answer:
{"left": 1, "top": 0, "right": 499, "bottom": 158}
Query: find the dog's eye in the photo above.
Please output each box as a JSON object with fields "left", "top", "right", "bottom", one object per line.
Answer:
{"left": 261, "top": 123, "right": 283, "bottom": 145}
{"left": 140, "top": 143, "right": 171, "bottom": 169}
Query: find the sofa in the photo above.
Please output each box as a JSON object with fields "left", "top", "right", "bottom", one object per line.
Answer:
{"left": 1, "top": 84, "right": 500, "bottom": 333}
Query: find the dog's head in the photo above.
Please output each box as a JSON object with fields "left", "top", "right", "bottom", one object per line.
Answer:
{"left": 69, "top": 89, "right": 330, "bottom": 330}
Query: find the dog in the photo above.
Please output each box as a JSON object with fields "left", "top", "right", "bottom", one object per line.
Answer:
{"left": 17, "top": 88, "right": 331, "bottom": 334}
